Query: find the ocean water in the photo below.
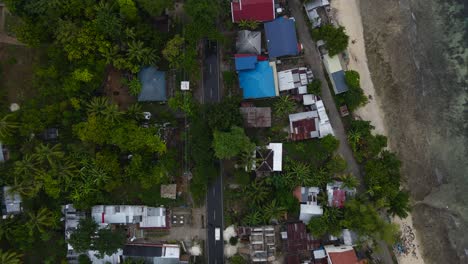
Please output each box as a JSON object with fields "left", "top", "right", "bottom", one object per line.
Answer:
{"left": 359, "top": 0, "right": 467, "bottom": 263}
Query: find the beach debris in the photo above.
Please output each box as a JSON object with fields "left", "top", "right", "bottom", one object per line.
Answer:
{"left": 394, "top": 224, "right": 419, "bottom": 259}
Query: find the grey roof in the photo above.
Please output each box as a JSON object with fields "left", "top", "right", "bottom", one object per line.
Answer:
{"left": 331, "top": 70, "right": 349, "bottom": 94}
{"left": 304, "top": 0, "right": 330, "bottom": 11}
{"left": 236, "top": 30, "right": 262, "bottom": 55}
{"left": 2, "top": 186, "right": 22, "bottom": 215}
{"left": 138, "top": 67, "right": 167, "bottom": 102}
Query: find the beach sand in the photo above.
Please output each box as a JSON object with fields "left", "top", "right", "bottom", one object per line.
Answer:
{"left": 329, "top": 1, "right": 425, "bottom": 263}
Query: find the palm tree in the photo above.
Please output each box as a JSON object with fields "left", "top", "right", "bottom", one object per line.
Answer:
{"left": 263, "top": 200, "right": 287, "bottom": 223}
{"left": 286, "top": 160, "right": 312, "bottom": 186}
{"left": 242, "top": 211, "right": 262, "bottom": 226}
{"left": 338, "top": 173, "right": 359, "bottom": 189}
{"left": 102, "top": 103, "right": 122, "bottom": 123}
{"left": 127, "top": 40, "right": 158, "bottom": 66}
{"left": 14, "top": 155, "right": 38, "bottom": 177}
{"left": 49, "top": 158, "right": 79, "bottom": 189}
{"left": 245, "top": 180, "right": 269, "bottom": 205}
{"left": 0, "top": 114, "right": 19, "bottom": 139}
{"left": 87, "top": 97, "right": 110, "bottom": 116}
{"left": 126, "top": 103, "right": 143, "bottom": 120}
{"left": 0, "top": 250, "right": 22, "bottom": 264}
{"left": 347, "top": 130, "right": 361, "bottom": 152}
{"left": 26, "top": 207, "right": 58, "bottom": 236}
{"left": 33, "top": 143, "right": 64, "bottom": 166}
{"left": 8, "top": 176, "right": 41, "bottom": 198}
{"left": 273, "top": 96, "right": 295, "bottom": 118}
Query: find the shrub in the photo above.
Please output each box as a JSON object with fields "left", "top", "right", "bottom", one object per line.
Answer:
{"left": 311, "top": 24, "right": 349, "bottom": 56}
{"left": 339, "top": 71, "right": 368, "bottom": 111}
{"left": 229, "top": 236, "right": 238, "bottom": 246}
{"left": 307, "top": 79, "right": 321, "bottom": 95}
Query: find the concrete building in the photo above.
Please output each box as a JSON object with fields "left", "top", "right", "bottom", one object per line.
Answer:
{"left": 294, "top": 187, "right": 323, "bottom": 224}
{"left": 1, "top": 186, "right": 22, "bottom": 218}
{"left": 91, "top": 205, "right": 168, "bottom": 229}
{"left": 250, "top": 226, "right": 276, "bottom": 262}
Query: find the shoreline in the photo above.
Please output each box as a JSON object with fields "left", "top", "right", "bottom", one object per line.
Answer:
{"left": 329, "top": 1, "right": 424, "bottom": 263}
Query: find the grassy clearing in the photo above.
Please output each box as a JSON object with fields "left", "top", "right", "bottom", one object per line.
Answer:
{"left": 0, "top": 44, "right": 42, "bottom": 106}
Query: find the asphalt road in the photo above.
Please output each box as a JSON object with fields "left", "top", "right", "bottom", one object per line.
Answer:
{"left": 202, "top": 40, "right": 220, "bottom": 103}
{"left": 203, "top": 39, "right": 224, "bottom": 264}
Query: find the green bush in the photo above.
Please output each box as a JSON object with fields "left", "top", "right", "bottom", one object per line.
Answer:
{"left": 311, "top": 24, "right": 349, "bottom": 56}
{"left": 229, "top": 236, "right": 238, "bottom": 246}
{"left": 340, "top": 70, "right": 368, "bottom": 111}
{"left": 307, "top": 79, "right": 321, "bottom": 95}
{"left": 234, "top": 169, "right": 251, "bottom": 186}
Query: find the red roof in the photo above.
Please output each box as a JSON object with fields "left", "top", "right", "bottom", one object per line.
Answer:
{"left": 328, "top": 250, "right": 359, "bottom": 264}
{"left": 291, "top": 118, "right": 317, "bottom": 141}
{"left": 286, "top": 222, "right": 321, "bottom": 261}
{"left": 332, "top": 189, "right": 346, "bottom": 208}
{"left": 231, "top": 0, "right": 275, "bottom": 23}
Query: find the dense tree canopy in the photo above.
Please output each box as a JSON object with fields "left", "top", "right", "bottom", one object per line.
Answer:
{"left": 311, "top": 24, "right": 349, "bottom": 56}
{"left": 213, "top": 126, "right": 254, "bottom": 160}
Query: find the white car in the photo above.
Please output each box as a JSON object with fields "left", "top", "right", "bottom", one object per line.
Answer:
{"left": 143, "top": 112, "right": 152, "bottom": 120}
{"left": 215, "top": 227, "right": 221, "bottom": 241}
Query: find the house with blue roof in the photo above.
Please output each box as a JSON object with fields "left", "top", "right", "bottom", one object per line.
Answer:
{"left": 265, "top": 17, "right": 301, "bottom": 58}
{"left": 138, "top": 67, "right": 167, "bottom": 102}
{"left": 323, "top": 54, "right": 349, "bottom": 94}
{"left": 238, "top": 61, "right": 278, "bottom": 99}
{"left": 235, "top": 54, "right": 258, "bottom": 71}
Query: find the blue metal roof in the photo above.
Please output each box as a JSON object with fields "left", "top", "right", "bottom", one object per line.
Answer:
{"left": 331, "top": 70, "right": 349, "bottom": 94}
{"left": 138, "top": 67, "right": 167, "bottom": 102}
{"left": 235, "top": 55, "right": 258, "bottom": 71}
{"left": 265, "top": 17, "right": 299, "bottom": 58}
{"left": 239, "top": 61, "right": 276, "bottom": 99}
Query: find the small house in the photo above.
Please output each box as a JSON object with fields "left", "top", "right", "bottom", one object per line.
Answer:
{"left": 277, "top": 67, "right": 313, "bottom": 94}
{"left": 326, "top": 182, "right": 356, "bottom": 208}
{"left": 253, "top": 143, "right": 283, "bottom": 174}
{"left": 138, "top": 67, "right": 167, "bottom": 102}
{"left": 324, "top": 244, "right": 359, "bottom": 264}
{"left": 1, "top": 186, "right": 22, "bottom": 218}
{"left": 294, "top": 186, "right": 323, "bottom": 224}
{"left": 265, "top": 17, "right": 301, "bottom": 58}
{"left": 238, "top": 60, "right": 279, "bottom": 99}
{"left": 236, "top": 30, "right": 262, "bottom": 55}
{"left": 284, "top": 221, "right": 320, "bottom": 263}
{"left": 91, "top": 205, "right": 168, "bottom": 229}
{"left": 323, "top": 54, "right": 349, "bottom": 94}
{"left": 231, "top": 0, "right": 275, "bottom": 23}
{"left": 239, "top": 107, "right": 272, "bottom": 128}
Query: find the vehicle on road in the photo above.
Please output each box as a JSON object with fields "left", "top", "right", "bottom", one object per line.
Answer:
{"left": 215, "top": 227, "right": 221, "bottom": 241}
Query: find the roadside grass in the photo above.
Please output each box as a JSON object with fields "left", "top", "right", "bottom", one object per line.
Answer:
{"left": 0, "top": 43, "right": 42, "bottom": 105}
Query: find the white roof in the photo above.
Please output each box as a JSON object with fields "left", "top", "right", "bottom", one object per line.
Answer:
{"left": 91, "top": 205, "right": 166, "bottom": 228}
{"left": 2, "top": 186, "right": 22, "bottom": 214}
{"left": 342, "top": 229, "right": 353, "bottom": 246}
{"left": 303, "top": 94, "right": 317, "bottom": 105}
{"left": 298, "top": 86, "right": 307, "bottom": 94}
{"left": 313, "top": 249, "right": 326, "bottom": 259}
{"left": 319, "top": 121, "right": 334, "bottom": 138}
{"left": 87, "top": 250, "right": 123, "bottom": 264}
{"left": 323, "top": 54, "right": 343, "bottom": 73}
{"left": 163, "top": 244, "right": 181, "bottom": 258}
{"left": 299, "top": 204, "right": 323, "bottom": 224}
{"left": 278, "top": 70, "right": 297, "bottom": 91}
{"left": 180, "top": 81, "right": 190, "bottom": 90}
{"left": 267, "top": 143, "right": 283, "bottom": 171}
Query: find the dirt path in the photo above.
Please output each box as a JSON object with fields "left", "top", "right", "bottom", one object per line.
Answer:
{"left": 0, "top": 4, "right": 24, "bottom": 45}
{"left": 290, "top": 1, "right": 395, "bottom": 263}
{"left": 289, "top": 0, "right": 360, "bottom": 182}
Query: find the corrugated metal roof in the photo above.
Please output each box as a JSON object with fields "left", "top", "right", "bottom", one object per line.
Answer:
{"left": 235, "top": 55, "right": 258, "bottom": 71}
{"left": 236, "top": 30, "right": 262, "bottom": 54}
{"left": 138, "top": 67, "right": 167, "bottom": 102}
{"left": 231, "top": 0, "right": 275, "bottom": 23}
{"left": 265, "top": 17, "right": 300, "bottom": 58}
